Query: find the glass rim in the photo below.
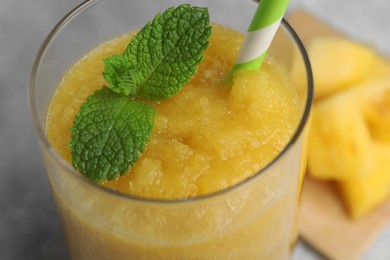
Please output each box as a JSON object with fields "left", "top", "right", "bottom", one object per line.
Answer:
{"left": 29, "top": 0, "right": 314, "bottom": 205}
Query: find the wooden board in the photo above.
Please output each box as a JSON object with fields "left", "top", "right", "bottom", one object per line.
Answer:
{"left": 287, "top": 11, "right": 390, "bottom": 260}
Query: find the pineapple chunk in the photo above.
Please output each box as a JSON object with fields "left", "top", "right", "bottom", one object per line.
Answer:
{"left": 307, "top": 37, "right": 377, "bottom": 100}
{"left": 308, "top": 78, "right": 390, "bottom": 217}
{"left": 308, "top": 78, "right": 390, "bottom": 180}
{"left": 307, "top": 86, "right": 372, "bottom": 180}
{"left": 338, "top": 142, "right": 390, "bottom": 218}
{"left": 303, "top": 34, "right": 390, "bottom": 218}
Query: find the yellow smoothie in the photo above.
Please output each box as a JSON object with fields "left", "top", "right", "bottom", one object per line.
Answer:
{"left": 45, "top": 25, "right": 303, "bottom": 259}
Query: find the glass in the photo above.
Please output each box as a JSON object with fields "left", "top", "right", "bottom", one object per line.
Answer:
{"left": 29, "top": 0, "right": 313, "bottom": 259}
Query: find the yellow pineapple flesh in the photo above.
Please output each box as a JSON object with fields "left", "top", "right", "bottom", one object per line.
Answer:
{"left": 307, "top": 90, "right": 372, "bottom": 180}
{"left": 338, "top": 142, "right": 390, "bottom": 218}
{"left": 305, "top": 34, "right": 390, "bottom": 218}
{"left": 307, "top": 37, "right": 377, "bottom": 100}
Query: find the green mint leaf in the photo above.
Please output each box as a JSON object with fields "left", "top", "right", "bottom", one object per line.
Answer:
{"left": 104, "top": 4, "right": 212, "bottom": 101}
{"left": 103, "top": 54, "right": 136, "bottom": 96}
{"left": 70, "top": 5, "right": 211, "bottom": 182}
{"left": 69, "top": 87, "right": 155, "bottom": 182}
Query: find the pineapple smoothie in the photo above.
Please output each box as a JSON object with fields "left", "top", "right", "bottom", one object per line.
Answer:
{"left": 44, "top": 24, "right": 305, "bottom": 259}
{"left": 28, "top": 1, "right": 313, "bottom": 258}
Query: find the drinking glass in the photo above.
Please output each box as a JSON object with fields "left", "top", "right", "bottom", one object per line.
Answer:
{"left": 29, "top": 0, "right": 313, "bottom": 259}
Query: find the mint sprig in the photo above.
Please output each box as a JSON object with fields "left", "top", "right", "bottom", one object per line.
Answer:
{"left": 103, "top": 5, "right": 211, "bottom": 102}
{"left": 69, "top": 88, "right": 155, "bottom": 182}
{"left": 69, "top": 5, "right": 211, "bottom": 182}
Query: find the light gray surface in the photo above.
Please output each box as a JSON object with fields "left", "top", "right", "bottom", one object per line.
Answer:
{"left": 1, "top": 0, "right": 389, "bottom": 259}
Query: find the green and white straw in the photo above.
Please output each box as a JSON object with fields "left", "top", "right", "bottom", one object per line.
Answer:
{"left": 227, "top": 0, "right": 290, "bottom": 82}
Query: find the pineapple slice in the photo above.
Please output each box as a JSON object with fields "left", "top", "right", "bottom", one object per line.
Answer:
{"left": 308, "top": 78, "right": 390, "bottom": 180}
{"left": 308, "top": 78, "right": 390, "bottom": 217}
{"left": 338, "top": 142, "right": 390, "bottom": 218}
{"left": 302, "top": 35, "right": 390, "bottom": 218}
{"left": 307, "top": 37, "right": 377, "bottom": 100}
{"left": 307, "top": 85, "right": 372, "bottom": 180}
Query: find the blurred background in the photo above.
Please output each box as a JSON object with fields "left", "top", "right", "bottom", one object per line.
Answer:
{"left": 1, "top": 0, "right": 389, "bottom": 259}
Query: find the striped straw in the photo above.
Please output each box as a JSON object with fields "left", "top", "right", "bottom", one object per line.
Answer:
{"left": 227, "top": 0, "right": 290, "bottom": 83}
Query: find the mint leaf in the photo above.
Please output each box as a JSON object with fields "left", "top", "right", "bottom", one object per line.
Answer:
{"left": 103, "top": 54, "right": 136, "bottom": 96}
{"left": 70, "top": 5, "right": 211, "bottom": 182}
{"left": 69, "top": 87, "right": 155, "bottom": 182}
{"left": 103, "top": 4, "right": 211, "bottom": 101}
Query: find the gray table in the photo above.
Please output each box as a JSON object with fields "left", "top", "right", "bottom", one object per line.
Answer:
{"left": 1, "top": 0, "right": 389, "bottom": 259}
